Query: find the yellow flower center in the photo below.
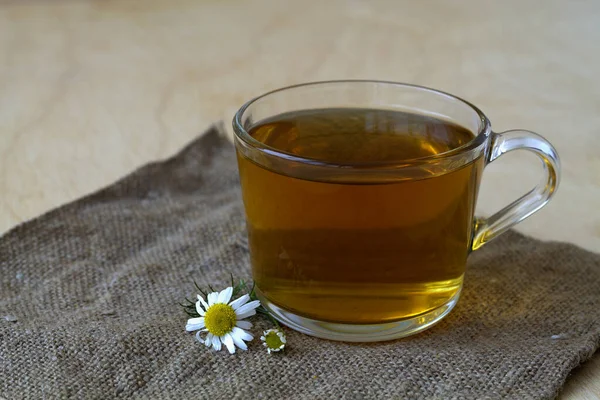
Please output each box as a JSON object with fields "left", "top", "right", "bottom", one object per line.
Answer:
{"left": 265, "top": 331, "right": 284, "bottom": 350}
{"left": 204, "top": 303, "right": 237, "bottom": 337}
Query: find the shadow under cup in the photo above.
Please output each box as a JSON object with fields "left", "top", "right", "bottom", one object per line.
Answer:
{"left": 233, "top": 81, "right": 560, "bottom": 342}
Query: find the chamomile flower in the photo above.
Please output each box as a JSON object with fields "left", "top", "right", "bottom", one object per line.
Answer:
{"left": 185, "top": 286, "right": 260, "bottom": 354}
{"left": 260, "top": 328, "right": 286, "bottom": 354}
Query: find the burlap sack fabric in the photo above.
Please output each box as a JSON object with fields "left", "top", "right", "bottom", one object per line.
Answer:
{"left": 1, "top": 126, "right": 599, "bottom": 400}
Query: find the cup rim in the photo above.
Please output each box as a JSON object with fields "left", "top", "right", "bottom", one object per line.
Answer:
{"left": 232, "top": 80, "right": 491, "bottom": 168}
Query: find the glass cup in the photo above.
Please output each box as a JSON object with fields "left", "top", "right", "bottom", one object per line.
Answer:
{"left": 233, "top": 80, "right": 560, "bottom": 342}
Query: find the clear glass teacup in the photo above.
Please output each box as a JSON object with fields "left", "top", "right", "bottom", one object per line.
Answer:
{"left": 233, "top": 80, "right": 560, "bottom": 342}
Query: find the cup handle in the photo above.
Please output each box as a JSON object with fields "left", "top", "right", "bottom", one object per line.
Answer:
{"left": 471, "top": 130, "right": 561, "bottom": 250}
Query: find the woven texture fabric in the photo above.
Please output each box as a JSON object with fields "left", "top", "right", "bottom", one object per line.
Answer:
{"left": 1, "top": 126, "right": 599, "bottom": 400}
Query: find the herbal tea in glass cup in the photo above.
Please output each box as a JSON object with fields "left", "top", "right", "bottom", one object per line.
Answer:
{"left": 233, "top": 81, "right": 560, "bottom": 342}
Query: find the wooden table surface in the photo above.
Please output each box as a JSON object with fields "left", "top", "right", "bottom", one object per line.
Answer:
{"left": 1, "top": 0, "right": 598, "bottom": 398}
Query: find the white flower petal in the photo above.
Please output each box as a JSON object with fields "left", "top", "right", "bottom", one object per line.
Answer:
{"left": 197, "top": 295, "right": 210, "bottom": 311}
{"left": 235, "top": 300, "right": 261, "bottom": 317}
{"left": 236, "top": 320, "right": 252, "bottom": 330}
{"left": 195, "top": 331, "right": 203, "bottom": 342}
{"left": 222, "top": 333, "right": 236, "bottom": 354}
{"left": 211, "top": 334, "right": 222, "bottom": 351}
{"left": 235, "top": 309, "right": 257, "bottom": 320}
{"left": 231, "top": 332, "right": 248, "bottom": 351}
{"left": 228, "top": 294, "right": 250, "bottom": 310}
{"left": 195, "top": 301, "right": 206, "bottom": 316}
{"left": 279, "top": 333, "right": 287, "bottom": 343}
{"left": 217, "top": 287, "right": 233, "bottom": 304}
{"left": 185, "top": 317, "right": 205, "bottom": 332}
{"left": 204, "top": 333, "right": 213, "bottom": 348}
{"left": 186, "top": 317, "right": 204, "bottom": 325}
{"left": 232, "top": 326, "right": 253, "bottom": 342}
{"left": 207, "top": 292, "right": 218, "bottom": 306}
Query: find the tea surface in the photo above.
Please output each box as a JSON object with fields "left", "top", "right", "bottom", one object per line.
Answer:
{"left": 237, "top": 108, "right": 483, "bottom": 323}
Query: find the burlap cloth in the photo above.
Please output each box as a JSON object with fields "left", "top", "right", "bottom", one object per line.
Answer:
{"left": 1, "top": 126, "right": 599, "bottom": 400}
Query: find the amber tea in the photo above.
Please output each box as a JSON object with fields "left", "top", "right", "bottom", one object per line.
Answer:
{"left": 237, "top": 108, "right": 485, "bottom": 324}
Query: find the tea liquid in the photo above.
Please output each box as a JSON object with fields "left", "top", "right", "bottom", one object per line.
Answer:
{"left": 237, "top": 108, "right": 483, "bottom": 324}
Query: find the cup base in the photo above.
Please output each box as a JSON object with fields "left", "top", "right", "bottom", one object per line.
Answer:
{"left": 255, "top": 286, "right": 461, "bottom": 342}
